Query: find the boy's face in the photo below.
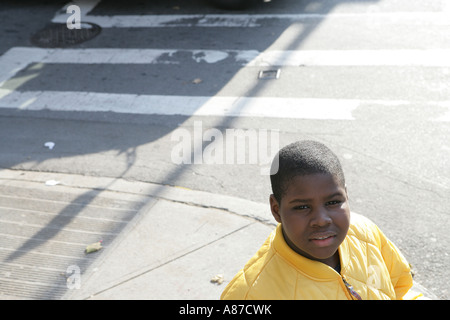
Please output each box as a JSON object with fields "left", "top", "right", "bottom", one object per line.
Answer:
{"left": 270, "top": 173, "right": 350, "bottom": 268}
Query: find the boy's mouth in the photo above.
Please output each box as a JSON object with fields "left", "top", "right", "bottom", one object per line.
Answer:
{"left": 309, "top": 232, "right": 337, "bottom": 247}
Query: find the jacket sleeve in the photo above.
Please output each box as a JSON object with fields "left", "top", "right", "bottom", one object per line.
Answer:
{"left": 375, "top": 225, "right": 421, "bottom": 300}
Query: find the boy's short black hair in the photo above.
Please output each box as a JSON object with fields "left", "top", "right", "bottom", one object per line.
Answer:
{"left": 270, "top": 140, "right": 346, "bottom": 204}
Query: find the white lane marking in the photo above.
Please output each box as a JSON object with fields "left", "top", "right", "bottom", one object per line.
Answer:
{"left": 2, "top": 47, "right": 450, "bottom": 74}
{"left": 0, "top": 89, "right": 357, "bottom": 120}
{"left": 245, "top": 49, "right": 450, "bottom": 67}
{"left": 51, "top": 12, "right": 450, "bottom": 28}
{"left": 0, "top": 88, "right": 449, "bottom": 122}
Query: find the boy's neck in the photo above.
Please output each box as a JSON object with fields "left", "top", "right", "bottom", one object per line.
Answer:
{"left": 320, "top": 251, "right": 341, "bottom": 271}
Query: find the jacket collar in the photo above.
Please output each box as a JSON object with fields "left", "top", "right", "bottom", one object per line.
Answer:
{"left": 271, "top": 224, "right": 350, "bottom": 280}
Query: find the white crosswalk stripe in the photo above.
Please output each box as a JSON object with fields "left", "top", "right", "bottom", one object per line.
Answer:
{"left": 2, "top": 87, "right": 449, "bottom": 121}
{"left": 52, "top": 12, "right": 450, "bottom": 28}
{"left": 2, "top": 47, "right": 450, "bottom": 67}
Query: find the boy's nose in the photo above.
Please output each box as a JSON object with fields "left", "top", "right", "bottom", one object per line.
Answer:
{"left": 310, "top": 207, "right": 332, "bottom": 227}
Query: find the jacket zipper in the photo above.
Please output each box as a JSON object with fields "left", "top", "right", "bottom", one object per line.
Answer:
{"left": 342, "top": 277, "right": 362, "bottom": 300}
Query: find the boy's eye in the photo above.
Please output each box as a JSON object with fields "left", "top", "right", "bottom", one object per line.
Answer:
{"left": 293, "top": 205, "right": 309, "bottom": 210}
{"left": 326, "top": 200, "right": 342, "bottom": 206}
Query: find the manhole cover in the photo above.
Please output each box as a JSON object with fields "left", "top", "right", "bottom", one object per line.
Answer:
{"left": 31, "top": 22, "right": 101, "bottom": 48}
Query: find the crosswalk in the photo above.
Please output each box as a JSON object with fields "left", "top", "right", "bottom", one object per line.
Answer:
{"left": 2, "top": 45, "right": 449, "bottom": 120}
{"left": 1, "top": 0, "right": 450, "bottom": 122}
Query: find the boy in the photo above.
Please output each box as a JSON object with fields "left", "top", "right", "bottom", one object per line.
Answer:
{"left": 221, "top": 140, "right": 422, "bottom": 300}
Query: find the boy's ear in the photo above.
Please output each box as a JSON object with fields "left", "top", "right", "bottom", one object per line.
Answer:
{"left": 269, "top": 194, "right": 282, "bottom": 224}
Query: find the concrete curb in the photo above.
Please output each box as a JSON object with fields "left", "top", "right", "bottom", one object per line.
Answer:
{"left": 0, "top": 169, "right": 275, "bottom": 226}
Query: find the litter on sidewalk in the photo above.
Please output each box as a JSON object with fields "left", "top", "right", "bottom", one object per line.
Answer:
{"left": 85, "top": 241, "right": 103, "bottom": 254}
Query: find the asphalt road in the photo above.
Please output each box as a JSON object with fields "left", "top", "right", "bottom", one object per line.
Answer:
{"left": 0, "top": 0, "right": 449, "bottom": 299}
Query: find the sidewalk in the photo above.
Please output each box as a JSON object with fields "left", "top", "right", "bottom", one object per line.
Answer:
{"left": 0, "top": 169, "right": 275, "bottom": 300}
{"left": 0, "top": 169, "right": 438, "bottom": 300}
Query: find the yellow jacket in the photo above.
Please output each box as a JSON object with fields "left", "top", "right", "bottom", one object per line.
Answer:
{"left": 221, "top": 213, "right": 420, "bottom": 300}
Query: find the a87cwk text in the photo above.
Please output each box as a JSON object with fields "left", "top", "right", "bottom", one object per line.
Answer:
{"left": 179, "top": 304, "right": 272, "bottom": 317}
